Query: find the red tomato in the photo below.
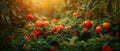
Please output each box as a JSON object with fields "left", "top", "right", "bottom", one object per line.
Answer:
{"left": 33, "top": 29, "right": 45, "bottom": 38}
{"left": 58, "top": 28, "right": 63, "bottom": 33}
{"left": 73, "top": 12, "right": 80, "bottom": 17}
{"left": 27, "top": 14, "right": 34, "bottom": 20}
{"left": 83, "top": 20, "right": 92, "bottom": 29}
{"left": 43, "top": 21, "right": 49, "bottom": 26}
{"left": 42, "top": 17, "right": 47, "bottom": 21}
{"left": 51, "top": 26, "right": 58, "bottom": 32}
{"left": 33, "top": 29, "right": 41, "bottom": 38}
{"left": 96, "top": 26, "right": 102, "bottom": 33}
{"left": 51, "top": 25, "right": 64, "bottom": 33}
{"left": 58, "top": 25, "right": 65, "bottom": 33}
{"left": 102, "top": 45, "right": 113, "bottom": 51}
{"left": 35, "top": 20, "right": 43, "bottom": 27}
{"left": 33, "top": 29, "right": 40, "bottom": 35}
{"left": 103, "top": 22, "right": 111, "bottom": 29}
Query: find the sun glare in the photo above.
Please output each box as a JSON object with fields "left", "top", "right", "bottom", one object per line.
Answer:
{"left": 19, "top": 0, "right": 66, "bottom": 17}
{"left": 23, "top": 0, "right": 65, "bottom": 12}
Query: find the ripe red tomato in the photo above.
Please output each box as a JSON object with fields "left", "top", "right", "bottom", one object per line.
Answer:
{"left": 102, "top": 45, "right": 113, "bottom": 51}
{"left": 33, "top": 29, "right": 44, "bottom": 38}
{"left": 43, "top": 21, "right": 49, "bottom": 26}
{"left": 50, "top": 46, "right": 57, "bottom": 51}
{"left": 58, "top": 29, "right": 63, "bottom": 33}
{"left": 83, "top": 20, "right": 92, "bottom": 29}
{"left": 33, "top": 29, "right": 40, "bottom": 35}
{"left": 73, "top": 12, "right": 80, "bottom": 17}
{"left": 35, "top": 20, "right": 43, "bottom": 27}
{"left": 27, "top": 14, "right": 34, "bottom": 20}
{"left": 51, "top": 25, "right": 64, "bottom": 33}
{"left": 51, "top": 26, "right": 58, "bottom": 32}
{"left": 42, "top": 17, "right": 47, "bottom": 21}
{"left": 96, "top": 26, "right": 102, "bottom": 33}
{"left": 58, "top": 25, "right": 64, "bottom": 33}
{"left": 33, "top": 29, "right": 40, "bottom": 38}
{"left": 103, "top": 22, "right": 111, "bottom": 29}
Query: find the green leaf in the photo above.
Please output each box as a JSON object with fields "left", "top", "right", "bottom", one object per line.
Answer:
{"left": 87, "top": 38, "right": 97, "bottom": 45}
{"left": 68, "top": 36, "right": 78, "bottom": 42}
{"left": 75, "top": 41, "right": 88, "bottom": 47}
{"left": 60, "top": 41, "right": 69, "bottom": 46}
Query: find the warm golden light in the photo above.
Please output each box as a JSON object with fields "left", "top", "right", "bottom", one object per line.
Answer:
{"left": 23, "top": 0, "right": 65, "bottom": 11}
{"left": 20, "top": 0, "right": 66, "bottom": 17}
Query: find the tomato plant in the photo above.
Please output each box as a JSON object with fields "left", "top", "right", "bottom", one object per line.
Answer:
{"left": 0, "top": 0, "right": 120, "bottom": 51}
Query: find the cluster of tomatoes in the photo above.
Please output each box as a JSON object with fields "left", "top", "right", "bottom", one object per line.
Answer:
{"left": 83, "top": 20, "right": 111, "bottom": 34}
{"left": 73, "top": 12, "right": 113, "bottom": 51}
{"left": 96, "top": 22, "right": 111, "bottom": 33}
{"left": 23, "top": 12, "right": 116, "bottom": 51}
{"left": 24, "top": 14, "right": 49, "bottom": 40}
{"left": 73, "top": 11, "right": 111, "bottom": 34}
{"left": 26, "top": 13, "right": 74, "bottom": 39}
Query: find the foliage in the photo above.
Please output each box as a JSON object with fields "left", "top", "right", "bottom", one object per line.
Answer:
{"left": 0, "top": 0, "right": 120, "bottom": 51}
